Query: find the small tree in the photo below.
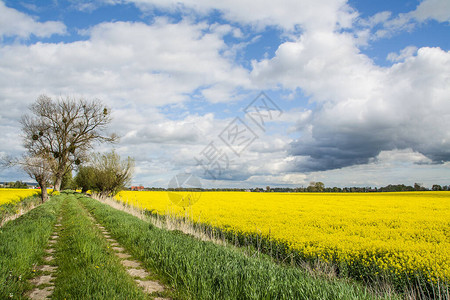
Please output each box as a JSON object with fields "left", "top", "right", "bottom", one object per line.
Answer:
{"left": 314, "top": 182, "right": 325, "bottom": 192}
{"left": 22, "top": 154, "right": 54, "bottom": 202}
{"left": 1, "top": 153, "right": 53, "bottom": 202}
{"left": 74, "top": 166, "right": 96, "bottom": 193}
{"left": 75, "top": 151, "right": 134, "bottom": 196}
{"left": 306, "top": 181, "right": 325, "bottom": 192}
{"left": 306, "top": 182, "right": 316, "bottom": 192}
{"left": 414, "top": 183, "right": 424, "bottom": 191}
{"left": 92, "top": 151, "right": 134, "bottom": 196}
{"left": 432, "top": 184, "right": 442, "bottom": 191}
{"left": 60, "top": 169, "right": 75, "bottom": 190}
{"left": 21, "top": 95, "right": 117, "bottom": 191}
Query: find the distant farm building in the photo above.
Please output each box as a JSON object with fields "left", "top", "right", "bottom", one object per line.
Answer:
{"left": 131, "top": 186, "right": 145, "bottom": 191}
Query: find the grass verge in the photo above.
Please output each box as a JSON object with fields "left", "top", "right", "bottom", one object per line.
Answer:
{"left": 174, "top": 218, "right": 448, "bottom": 298}
{"left": 52, "top": 193, "right": 148, "bottom": 299}
{"left": 0, "top": 196, "right": 61, "bottom": 299}
{"left": 0, "top": 195, "right": 43, "bottom": 227}
{"left": 81, "top": 195, "right": 395, "bottom": 300}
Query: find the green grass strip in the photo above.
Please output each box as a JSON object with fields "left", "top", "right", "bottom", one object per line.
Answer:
{"left": 52, "top": 193, "right": 147, "bottom": 299}
{"left": 0, "top": 197, "right": 61, "bottom": 299}
{"left": 81, "top": 196, "right": 393, "bottom": 300}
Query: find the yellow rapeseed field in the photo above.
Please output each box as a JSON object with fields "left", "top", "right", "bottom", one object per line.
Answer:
{"left": 116, "top": 191, "right": 450, "bottom": 284}
{"left": 0, "top": 188, "right": 40, "bottom": 206}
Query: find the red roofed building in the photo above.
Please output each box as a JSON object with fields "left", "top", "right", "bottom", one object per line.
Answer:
{"left": 130, "top": 186, "right": 144, "bottom": 191}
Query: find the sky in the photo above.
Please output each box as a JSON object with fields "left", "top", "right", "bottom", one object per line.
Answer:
{"left": 0, "top": 0, "right": 449, "bottom": 189}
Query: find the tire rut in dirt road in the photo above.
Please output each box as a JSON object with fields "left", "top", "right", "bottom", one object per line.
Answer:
{"left": 87, "top": 213, "right": 172, "bottom": 299}
{"left": 27, "top": 218, "right": 62, "bottom": 300}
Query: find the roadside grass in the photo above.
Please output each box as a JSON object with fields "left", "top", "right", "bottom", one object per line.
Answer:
{"left": 174, "top": 218, "right": 449, "bottom": 299}
{"left": 81, "top": 195, "right": 395, "bottom": 300}
{"left": 52, "top": 193, "right": 148, "bottom": 299}
{"left": 0, "top": 197, "right": 61, "bottom": 299}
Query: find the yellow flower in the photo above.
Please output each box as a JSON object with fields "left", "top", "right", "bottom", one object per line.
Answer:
{"left": 116, "top": 191, "right": 450, "bottom": 283}
{"left": 0, "top": 189, "right": 40, "bottom": 206}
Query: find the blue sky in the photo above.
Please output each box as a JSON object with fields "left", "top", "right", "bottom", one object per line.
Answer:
{"left": 0, "top": 0, "right": 449, "bottom": 188}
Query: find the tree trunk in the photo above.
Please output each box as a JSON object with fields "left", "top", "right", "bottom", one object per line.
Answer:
{"left": 38, "top": 182, "right": 48, "bottom": 203}
{"left": 53, "top": 175, "right": 62, "bottom": 192}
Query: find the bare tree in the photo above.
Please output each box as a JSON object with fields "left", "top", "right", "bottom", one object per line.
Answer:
{"left": 1, "top": 153, "right": 55, "bottom": 202}
{"left": 22, "top": 154, "right": 55, "bottom": 202}
{"left": 20, "top": 95, "right": 117, "bottom": 191}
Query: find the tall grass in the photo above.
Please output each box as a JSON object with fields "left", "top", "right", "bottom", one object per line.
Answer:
{"left": 177, "top": 219, "right": 449, "bottom": 298}
{"left": 82, "top": 195, "right": 393, "bottom": 300}
{"left": 0, "top": 197, "right": 61, "bottom": 299}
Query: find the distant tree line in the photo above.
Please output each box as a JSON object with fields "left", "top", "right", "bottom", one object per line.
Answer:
{"left": 258, "top": 183, "right": 449, "bottom": 192}
{"left": 0, "top": 181, "right": 30, "bottom": 189}
{"left": 143, "top": 182, "right": 449, "bottom": 192}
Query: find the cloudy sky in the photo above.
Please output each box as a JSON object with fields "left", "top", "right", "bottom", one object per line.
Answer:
{"left": 0, "top": 0, "right": 449, "bottom": 188}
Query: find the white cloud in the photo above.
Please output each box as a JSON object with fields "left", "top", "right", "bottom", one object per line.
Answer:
{"left": 0, "top": 18, "right": 252, "bottom": 137}
{"left": 363, "top": 11, "right": 392, "bottom": 27}
{"left": 126, "top": 0, "right": 356, "bottom": 31}
{"left": 373, "top": 149, "right": 432, "bottom": 165}
{"left": 251, "top": 30, "right": 381, "bottom": 103}
{"left": 356, "top": 0, "right": 450, "bottom": 43}
{"left": 387, "top": 46, "right": 418, "bottom": 62}
{"left": 114, "top": 110, "right": 295, "bottom": 184}
{"left": 411, "top": 0, "right": 450, "bottom": 23}
{"left": 120, "top": 113, "right": 215, "bottom": 145}
{"left": 0, "top": 18, "right": 250, "bottom": 110}
{"left": 0, "top": 1, "right": 66, "bottom": 39}
{"left": 247, "top": 173, "right": 308, "bottom": 186}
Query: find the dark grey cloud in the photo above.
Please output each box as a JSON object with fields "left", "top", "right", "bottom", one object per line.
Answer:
{"left": 289, "top": 103, "right": 450, "bottom": 172}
